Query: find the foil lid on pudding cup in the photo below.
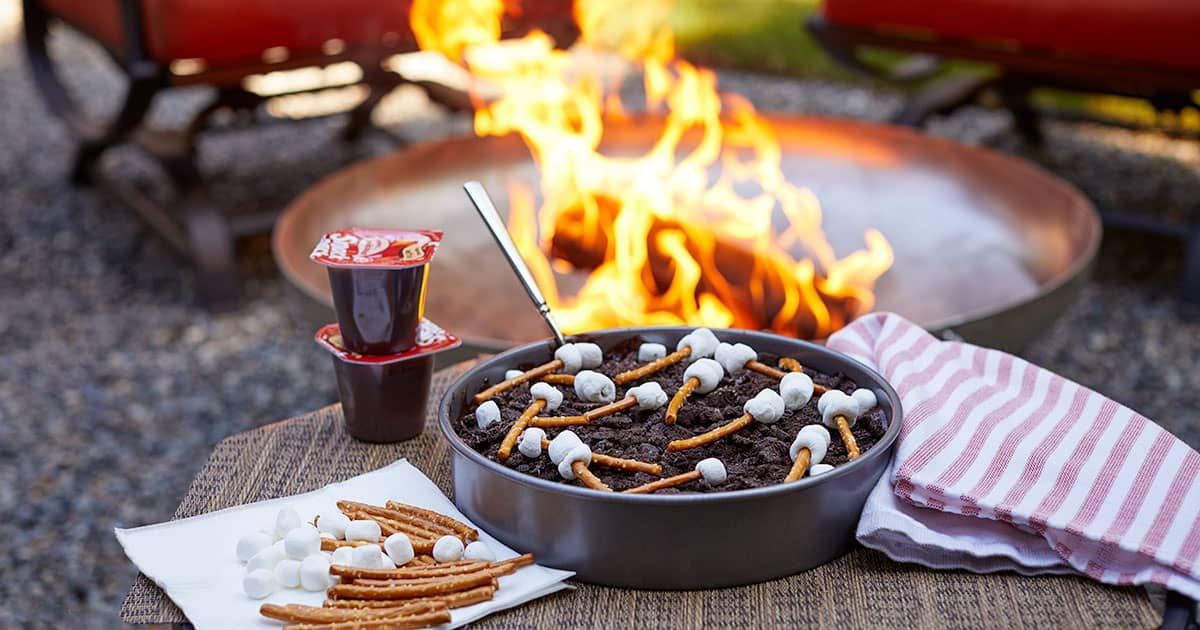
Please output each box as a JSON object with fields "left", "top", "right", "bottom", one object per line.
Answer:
{"left": 309, "top": 228, "right": 442, "bottom": 269}
{"left": 315, "top": 319, "right": 460, "bottom": 364}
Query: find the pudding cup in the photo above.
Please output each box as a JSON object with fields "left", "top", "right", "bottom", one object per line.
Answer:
{"left": 310, "top": 228, "right": 441, "bottom": 355}
{"left": 316, "top": 319, "right": 460, "bottom": 443}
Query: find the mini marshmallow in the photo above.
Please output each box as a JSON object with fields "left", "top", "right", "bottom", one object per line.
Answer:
{"left": 780, "top": 371, "right": 815, "bottom": 411}
{"left": 743, "top": 388, "right": 785, "bottom": 424}
{"left": 432, "top": 536, "right": 465, "bottom": 562}
{"left": 695, "top": 458, "right": 727, "bottom": 485}
{"left": 557, "top": 443, "right": 593, "bottom": 480}
{"left": 462, "top": 541, "right": 496, "bottom": 562}
{"left": 284, "top": 524, "right": 321, "bottom": 560}
{"left": 809, "top": 463, "right": 835, "bottom": 476}
{"left": 505, "top": 369, "right": 523, "bottom": 380}
{"left": 819, "top": 390, "right": 860, "bottom": 428}
{"left": 236, "top": 531, "right": 273, "bottom": 562}
{"left": 554, "top": 344, "right": 583, "bottom": 374}
{"left": 628, "top": 382, "right": 668, "bottom": 410}
{"left": 683, "top": 358, "right": 724, "bottom": 394}
{"left": 638, "top": 342, "right": 667, "bottom": 362}
{"left": 714, "top": 342, "right": 756, "bottom": 375}
{"left": 852, "top": 388, "right": 877, "bottom": 412}
{"left": 378, "top": 549, "right": 397, "bottom": 569}
{"left": 316, "top": 511, "right": 350, "bottom": 540}
{"left": 530, "top": 382, "right": 564, "bottom": 412}
{"left": 274, "top": 558, "right": 301, "bottom": 589}
{"left": 676, "top": 328, "right": 720, "bottom": 361}
{"left": 574, "top": 343, "right": 603, "bottom": 369}
{"left": 243, "top": 569, "right": 276, "bottom": 599}
{"left": 547, "top": 430, "right": 583, "bottom": 464}
{"left": 246, "top": 541, "right": 287, "bottom": 573}
{"left": 351, "top": 544, "right": 384, "bottom": 569}
{"left": 517, "top": 427, "right": 547, "bottom": 458}
{"left": 299, "top": 554, "right": 331, "bottom": 591}
{"left": 274, "top": 507, "right": 301, "bottom": 539}
{"left": 789, "top": 424, "right": 831, "bottom": 465}
{"left": 475, "top": 400, "right": 501, "bottom": 429}
{"left": 384, "top": 532, "right": 415, "bottom": 566}
{"left": 330, "top": 546, "right": 355, "bottom": 567}
{"left": 344, "top": 519, "right": 382, "bottom": 542}
{"left": 574, "top": 370, "right": 616, "bottom": 403}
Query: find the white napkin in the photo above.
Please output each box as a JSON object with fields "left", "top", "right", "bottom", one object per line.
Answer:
{"left": 115, "top": 459, "right": 574, "bottom": 628}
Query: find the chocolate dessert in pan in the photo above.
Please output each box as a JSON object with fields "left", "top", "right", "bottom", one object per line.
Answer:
{"left": 439, "top": 326, "right": 901, "bottom": 589}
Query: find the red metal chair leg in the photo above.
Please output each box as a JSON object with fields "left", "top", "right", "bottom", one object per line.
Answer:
{"left": 1183, "top": 225, "right": 1200, "bottom": 309}
{"left": 996, "top": 78, "right": 1044, "bottom": 145}
{"left": 23, "top": 0, "right": 167, "bottom": 184}
{"left": 891, "top": 73, "right": 994, "bottom": 127}
{"left": 182, "top": 190, "right": 242, "bottom": 308}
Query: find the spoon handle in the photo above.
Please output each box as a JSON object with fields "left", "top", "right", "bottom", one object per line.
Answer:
{"left": 463, "top": 181, "right": 567, "bottom": 347}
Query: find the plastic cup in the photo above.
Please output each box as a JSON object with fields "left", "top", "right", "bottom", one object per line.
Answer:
{"left": 315, "top": 319, "right": 461, "bottom": 443}
{"left": 310, "top": 228, "right": 442, "bottom": 355}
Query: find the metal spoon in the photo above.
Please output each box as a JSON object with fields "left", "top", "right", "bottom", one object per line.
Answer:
{"left": 463, "top": 181, "right": 567, "bottom": 347}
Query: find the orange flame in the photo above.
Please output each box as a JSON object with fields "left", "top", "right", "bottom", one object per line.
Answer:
{"left": 412, "top": 0, "right": 893, "bottom": 338}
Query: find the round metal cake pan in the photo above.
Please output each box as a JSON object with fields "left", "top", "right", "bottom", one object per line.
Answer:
{"left": 438, "top": 326, "right": 902, "bottom": 589}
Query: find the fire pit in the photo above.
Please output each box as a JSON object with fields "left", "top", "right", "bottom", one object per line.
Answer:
{"left": 274, "top": 114, "right": 1098, "bottom": 353}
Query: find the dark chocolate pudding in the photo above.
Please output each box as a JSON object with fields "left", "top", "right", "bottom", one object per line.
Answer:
{"left": 455, "top": 337, "right": 888, "bottom": 492}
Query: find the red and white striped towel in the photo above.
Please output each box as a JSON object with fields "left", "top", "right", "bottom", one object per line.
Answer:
{"left": 828, "top": 312, "right": 1200, "bottom": 599}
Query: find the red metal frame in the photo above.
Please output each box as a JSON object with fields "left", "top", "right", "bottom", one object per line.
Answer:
{"left": 807, "top": 14, "right": 1200, "bottom": 308}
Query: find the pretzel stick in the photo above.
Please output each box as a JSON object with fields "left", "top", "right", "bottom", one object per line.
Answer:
{"left": 592, "top": 452, "right": 661, "bottom": 475}
{"left": 332, "top": 562, "right": 488, "bottom": 580}
{"left": 583, "top": 396, "right": 638, "bottom": 421}
{"left": 322, "top": 538, "right": 382, "bottom": 551}
{"left": 538, "top": 439, "right": 661, "bottom": 475}
{"left": 541, "top": 373, "right": 575, "bottom": 385}
{"left": 384, "top": 502, "right": 480, "bottom": 541}
{"left": 331, "top": 554, "right": 533, "bottom": 581}
{"left": 326, "top": 584, "right": 497, "bottom": 610}
{"left": 409, "top": 556, "right": 435, "bottom": 566}
{"left": 664, "top": 377, "right": 699, "bottom": 425}
{"left": 624, "top": 470, "right": 700, "bottom": 494}
{"left": 328, "top": 571, "right": 496, "bottom": 600}
{"left": 473, "top": 360, "right": 563, "bottom": 404}
{"left": 342, "top": 509, "right": 442, "bottom": 542}
{"left": 784, "top": 448, "right": 812, "bottom": 482}
{"left": 283, "top": 609, "right": 451, "bottom": 630}
{"left": 778, "top": 358, "right": 829, "bottom": 394}
{"left": 530, "top": 415, "right": 589, "bottom": 428}
{"left": 572, "top": 461, "right": 613, "bottom": 492}
{"left": 261, "top": 602, "right": 444, "bottom": 623}
{"left": 338, "top": 501, "right": 456, "bottom": 537}
{"left": 353, "top": 567, "right": 507, "bottom": 587}
{"left": 497, "top": 399, "right": 546, "bottom": 461}
{"left": 614, "top": 346, "right": 691, "bottom": 385}
{"left": 353, "top": 575, "right": 462, "bottom": 586}
{"left": 745, "top": 360, "right": 785, "bottom": 379}
{"left": 835, "top": 415, "right": 861, "bottom": 460}
{"left": 666, "top": 413, "right": 754, "bottom": 452}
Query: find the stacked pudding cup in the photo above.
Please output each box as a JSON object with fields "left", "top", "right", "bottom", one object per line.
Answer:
{"left": 310, "top": 228, "right": 461, "bottom": 442}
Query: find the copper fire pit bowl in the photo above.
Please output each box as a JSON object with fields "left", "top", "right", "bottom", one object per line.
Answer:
{"left": 274, "top": 115, "right": 1099, "bottom": 353}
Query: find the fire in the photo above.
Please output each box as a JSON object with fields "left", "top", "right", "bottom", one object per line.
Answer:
{"left": 411, "top": 0, "right": 893, "bottom": 338}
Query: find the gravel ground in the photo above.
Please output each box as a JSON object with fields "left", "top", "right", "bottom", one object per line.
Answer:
{"left": 3, "top": 12, "right": 1200, "bottom": 629}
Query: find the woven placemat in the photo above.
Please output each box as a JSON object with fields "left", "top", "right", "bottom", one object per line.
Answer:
{"left": 121, "top": 363, "right": 1158, "bottom": 628}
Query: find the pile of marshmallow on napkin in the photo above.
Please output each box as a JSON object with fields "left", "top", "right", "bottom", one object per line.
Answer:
{"left": 115, "top": 460, "right": 573, "bottom": 628}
